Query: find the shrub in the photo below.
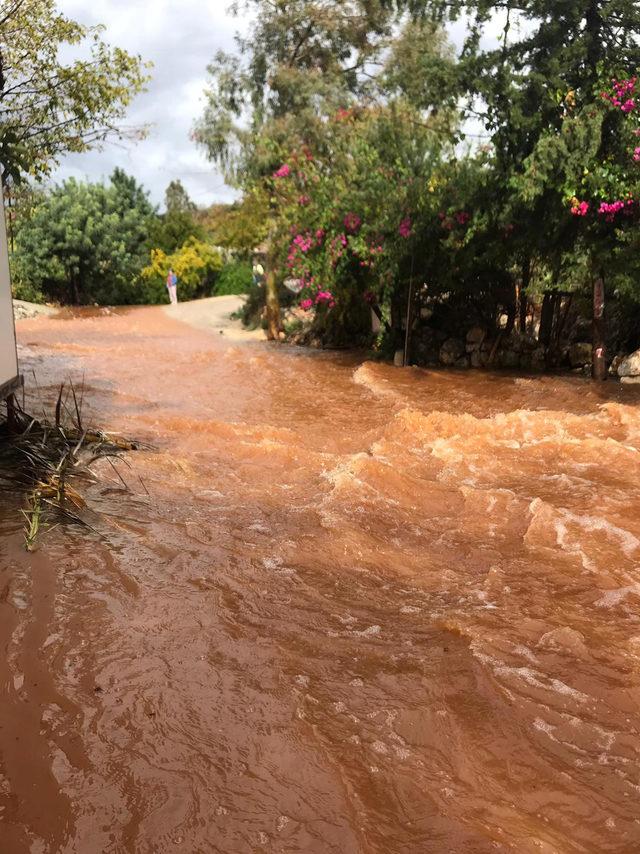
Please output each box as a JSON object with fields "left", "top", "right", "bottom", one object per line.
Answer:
{"left": 140, "top": 237, "right": 223, "bottom": 303}
{"left": 214, "top": 261, "right": 253, "bottom": 296}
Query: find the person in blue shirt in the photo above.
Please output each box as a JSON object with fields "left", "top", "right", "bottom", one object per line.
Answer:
{"left": 166, "top": 268, "right": 178, "bottom": 304}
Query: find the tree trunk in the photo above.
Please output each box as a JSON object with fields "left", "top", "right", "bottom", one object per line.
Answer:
{"left": 402, "top": 277, "right": 416, "bottom": 367}
{"left": 592, "top": 276, "right": 607, "bottom": 381}
{"left": 538, "top": 292, "right": 554, "bottom": 348}
{"left": 519, "top": 254, "right": 531, "bottom": 334}
{"left": 264, "top": 265, "right": 281, "bottom": 341}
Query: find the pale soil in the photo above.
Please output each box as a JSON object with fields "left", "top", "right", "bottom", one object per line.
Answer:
{"left": 163, "top": 295, "right": 266, "bottom": 343}
{"left": 12, "top": 299, "right": 58, "bottom": 321}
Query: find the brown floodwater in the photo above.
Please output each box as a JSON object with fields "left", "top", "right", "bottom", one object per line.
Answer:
{"left": 3, "top": 305, "right": 640, "bottom": 853}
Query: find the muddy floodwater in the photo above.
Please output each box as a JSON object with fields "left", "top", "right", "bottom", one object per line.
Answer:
{"left": 3, "top": 306, "right": 640, "bottom": 853}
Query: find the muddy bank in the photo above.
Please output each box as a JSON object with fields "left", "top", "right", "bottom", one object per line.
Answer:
{"left": 3, "top": 303, "right": 640, "bottom": 852}
{"left": 12, "top": 299, "right": 58, "bottom": 321}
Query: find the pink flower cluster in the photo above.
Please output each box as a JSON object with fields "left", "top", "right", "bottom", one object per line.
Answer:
{"left": 571, "top": 200, "right": 590, "bottom": 216}
{"left": 602, "top": 78, "right": 637, "bottom": 113}
{"left": 344, "top": 212, "right": 362, "bottom": 234}
{"left": 287, "top": 231, "right": 319, "bottom": 270}
{"left": 634, "top": 147, "right": 640, "bottom": 162}
{"left": 328, "top": 233, "right": 349, "bottom": 264}
{"left": 273, "top": 164, "right": 291, "bottom": 179}
{"left": 597, "top": 198, "right": 634, "bottom": 221}
{"left": 300, "top": 290, "right": 336, "bottom": 311}
{"left": 316, "top": 291, "right": 334, "bottom": 305}
{"left": 398, "top": 217, "right": 412, "bottom": 238}
{"left": 293, "top": 233, "right": 313, "bottom": 252}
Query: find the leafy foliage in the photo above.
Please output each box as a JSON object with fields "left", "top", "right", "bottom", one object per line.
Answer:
{"left": 214, "top": 261, "right": 253, "bottom": 296}
{"left": 11, "top": 170, "right": 154, "bottom": 305}
{"left": 0, "top": 0, "right": 150, "bottom": 183}
{"left": 141, "top": 237, "right": 223, "bottom": 303}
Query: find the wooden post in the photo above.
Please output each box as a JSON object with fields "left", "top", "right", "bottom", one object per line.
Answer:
{"left": 519, "top": 254, "right": 531, "bottom": 334}
{"left": 592, "top": 276, "right": 606, "bottom": 381}
{"left": 402, "top": 254, "right": 416, "bottom": 367}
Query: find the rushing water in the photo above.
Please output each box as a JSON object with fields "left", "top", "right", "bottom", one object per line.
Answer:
{"left": 3, "top": 306, "right": 640, "bottom": 853}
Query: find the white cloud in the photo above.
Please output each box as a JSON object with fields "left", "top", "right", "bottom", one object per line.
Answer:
{"left": 53, "top": 0, "right": 247, "bottom": 208}
{"left": 51, "top": 2, "right": 509, "bottom": 208}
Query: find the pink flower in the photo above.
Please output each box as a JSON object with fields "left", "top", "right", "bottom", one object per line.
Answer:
{"left": 315, "top": 290, "right": 334, "bottom": 304}
{"left": 455, "top": 211, "right": 470, "bottom": 225}
{"left": 293, "top": 233, "right": 313, "bottom": 252}
{"left": 344, "top": 212, "right": 362, "bottom": 234}
{"left": 273, "top": 164, "right": 291, "bottom": 179}
{"left": 598, "top": 199, "right": 628, "bottom": 221}
{"left": 298, "top": 194, "right": 310, "bottom": 206}
{"left": 603, "top": 78, "right": 637, "bottom": 113}
{"left": 571, "top": 200, "right": 589, "bottom": 217}
{"left": 634, "top": 147, "right": 640, "bottom": 162}
{"left": 315, "top": 228, "right": 325, "bottom": 243}
{"left": 398, "top": 217, "right": 412, "bottom": 238}
{"left": 300, "top": 298, "right": 314, "bottom": 311}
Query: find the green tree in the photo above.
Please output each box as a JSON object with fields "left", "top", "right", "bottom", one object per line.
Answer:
{"left": 195, "top": 0, "right": 402, "bottom": 176}
{"left": 203, "top": 193, "right": 270, "bottom": 254}
{"left": 11, "top": 171, "right": 155, "bottom": 305}
{"left": 414, "top": 0, "right": 640, "bottom": 313}
{"left": 195, "top": 2, "right": 458, "bottom": 340}
{"left": 146, "top": 180, "right": 204, "bottom": 254}
{"left": 165, "top": 179, "right": 197, "bottom": 215}
{"left": 0, "top": 0, "right": 150, "bottom": 183}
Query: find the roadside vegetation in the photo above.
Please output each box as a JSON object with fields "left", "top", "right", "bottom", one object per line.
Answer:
{"left": 193, "top": 0, "right": 640, "bottom": 375}
{"left": 5, "top": 0, "right": 640, "bottom": 376}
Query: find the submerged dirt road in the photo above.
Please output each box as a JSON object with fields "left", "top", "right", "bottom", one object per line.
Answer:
{"left": 3, "top": 303, "right": 640, "bottom": 853}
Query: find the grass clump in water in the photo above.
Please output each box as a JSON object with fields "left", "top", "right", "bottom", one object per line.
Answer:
{"left": 0, "top": 382, "right": 142, "bottom": 551}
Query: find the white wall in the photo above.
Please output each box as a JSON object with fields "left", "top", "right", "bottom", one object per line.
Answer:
{"left": 0, "top": 198, "right": 19, "bottom": 397}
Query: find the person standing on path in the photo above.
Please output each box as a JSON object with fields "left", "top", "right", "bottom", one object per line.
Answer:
{"left": 166, "top": 268, "right": 178, "bottom": 305}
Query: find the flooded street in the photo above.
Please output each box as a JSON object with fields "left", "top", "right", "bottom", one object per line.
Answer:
{"left": 3, "top": 304, "right": 640, "bottom": 852}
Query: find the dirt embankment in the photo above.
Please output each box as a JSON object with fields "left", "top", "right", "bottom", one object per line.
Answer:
{"left": 13, "top": 300, "right": 58, "bottom": 321}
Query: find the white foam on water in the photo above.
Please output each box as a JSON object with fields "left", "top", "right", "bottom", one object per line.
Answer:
{"left": 595, "top": 585, "right": 640, "bottom": 608}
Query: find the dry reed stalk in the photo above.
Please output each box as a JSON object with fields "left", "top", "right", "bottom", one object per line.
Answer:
{"left": 0, "top": 382, "right": 144, "bottom": 550}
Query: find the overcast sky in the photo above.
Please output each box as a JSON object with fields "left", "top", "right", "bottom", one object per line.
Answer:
{"left": 54, "top": 0, "right": 245, "bottom": 209}
{"left": 52, "top": 2, "right": 504, "bottom": 211}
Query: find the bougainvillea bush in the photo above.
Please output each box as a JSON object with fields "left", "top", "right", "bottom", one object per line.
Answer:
{"left": 268, "top": 104, "right": 453, "bottom": 347}
{"left": 516, "top": 74, "right": 640, "bottom": 296}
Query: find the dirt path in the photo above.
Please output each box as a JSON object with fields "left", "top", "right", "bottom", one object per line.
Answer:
{"left": 164, "top": 294, "right": 266, "bottom": 342}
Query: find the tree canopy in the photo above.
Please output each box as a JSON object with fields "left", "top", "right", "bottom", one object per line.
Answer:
{"left": 193, "top": 0, "right": 640, "bottom": 368}
{"left": 0, "top": 0, "right": 150, "bottom": 183}
{"left": 11, "top": 170, "right": 154, "bottom": 304}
